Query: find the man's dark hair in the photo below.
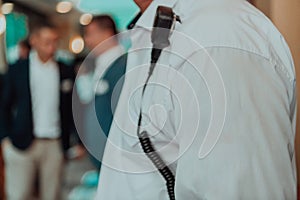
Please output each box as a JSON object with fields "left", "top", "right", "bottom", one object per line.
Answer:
{"left": 30, "top": 23, "right": 57, "bottom": 36}
{"left": 92, "top": 15, "right": 118, "bottom": 35}
{"left": 19, "top": 38, "right": 31, "bottom": 50}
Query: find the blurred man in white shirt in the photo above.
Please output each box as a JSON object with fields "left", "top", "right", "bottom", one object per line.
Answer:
{"left": 75, "top": 15, "right": 127, "bottom": 169}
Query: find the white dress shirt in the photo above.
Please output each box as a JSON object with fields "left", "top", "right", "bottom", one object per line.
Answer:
{"left": 76, "top": 45, "right": 125, "bottom": 104}
{"left": 95, "top": 0, "right": 297, "bottom": 199}
{"left": 29, "top": 51, "right": 61, "bottom": 139}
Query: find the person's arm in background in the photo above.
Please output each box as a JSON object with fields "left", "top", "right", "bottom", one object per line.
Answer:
{"left": 0, "top": 65, "right": 14, "bottom": 142}
{"left": 74, "top": 58, "right": 96, "bottom": 105}
{"left": 75, "top": 72, "right": 94, "bottom": 104}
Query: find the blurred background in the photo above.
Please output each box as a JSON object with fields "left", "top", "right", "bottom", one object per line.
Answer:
{"left": 0, "top": 0, "right": 139, "bottom": 65}
{"left": 0, "top": 0, "right": 300, "bottom": 200}
{"left": 0, "top": 1, "right": 140, "bottom": 199}
{"left": 0, "top": 0, "right": 299, "bottom": 86}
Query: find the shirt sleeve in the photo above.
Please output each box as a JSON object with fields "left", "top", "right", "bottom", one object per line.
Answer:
{"left": 75, "top": 72, "right": 94, "bottom": 104}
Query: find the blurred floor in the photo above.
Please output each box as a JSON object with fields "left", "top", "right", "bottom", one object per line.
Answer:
{"left": 62, "top": 155, "right": 96, "bottom": 200}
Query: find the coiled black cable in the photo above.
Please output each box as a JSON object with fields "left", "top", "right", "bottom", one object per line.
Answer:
{"left": 137, "top": 48, "right": 176, "bottom": 200}
{"left": 137, "top": 130, "right": 176, "bottom": 200}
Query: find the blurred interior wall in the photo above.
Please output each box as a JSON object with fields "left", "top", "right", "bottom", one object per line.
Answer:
{"left": 254, "top": 0, "right": 300, "bottom": 190}
{"left": 0, "top": 0, "right": 6, "bottom": 74}
{"left": 0, "top": 2, "right": 5, "bottom": 199}
{"left": 0, "top": 41, "right": 5, "bottom": 73}
{"left": 4, "top": 1, "right": 78, "bottom": 53}
{"left": 0, "top": 0, "right": 5, "bottom": 196}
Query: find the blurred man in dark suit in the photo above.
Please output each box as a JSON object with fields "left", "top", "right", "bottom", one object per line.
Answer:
{"left": 0, "top": 24, "right": 74, "bottom": 200}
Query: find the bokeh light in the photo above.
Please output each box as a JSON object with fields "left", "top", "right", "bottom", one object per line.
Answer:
{"left": 79, "top": 13, "right": 93, "bottom": 25}
{"left": 1, "top": 3, "right": 14, "bottom": 15}
{"left": 70, "top": 36, "right": 84, "bottom": 54}
{"left": 56, "top": 1, "right": 72, "bottom": 14}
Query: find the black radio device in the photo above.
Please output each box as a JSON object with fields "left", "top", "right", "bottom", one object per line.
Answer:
{"left": 137, "top": 6, "right": 180, "bottom": 200}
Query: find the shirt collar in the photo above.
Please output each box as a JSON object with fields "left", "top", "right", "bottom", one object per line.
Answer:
{"left": 30, "top": 50, "right": 55, "bottom": 66}
{"left": 135, "top": 0, "right": 179, "bottom": 30}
